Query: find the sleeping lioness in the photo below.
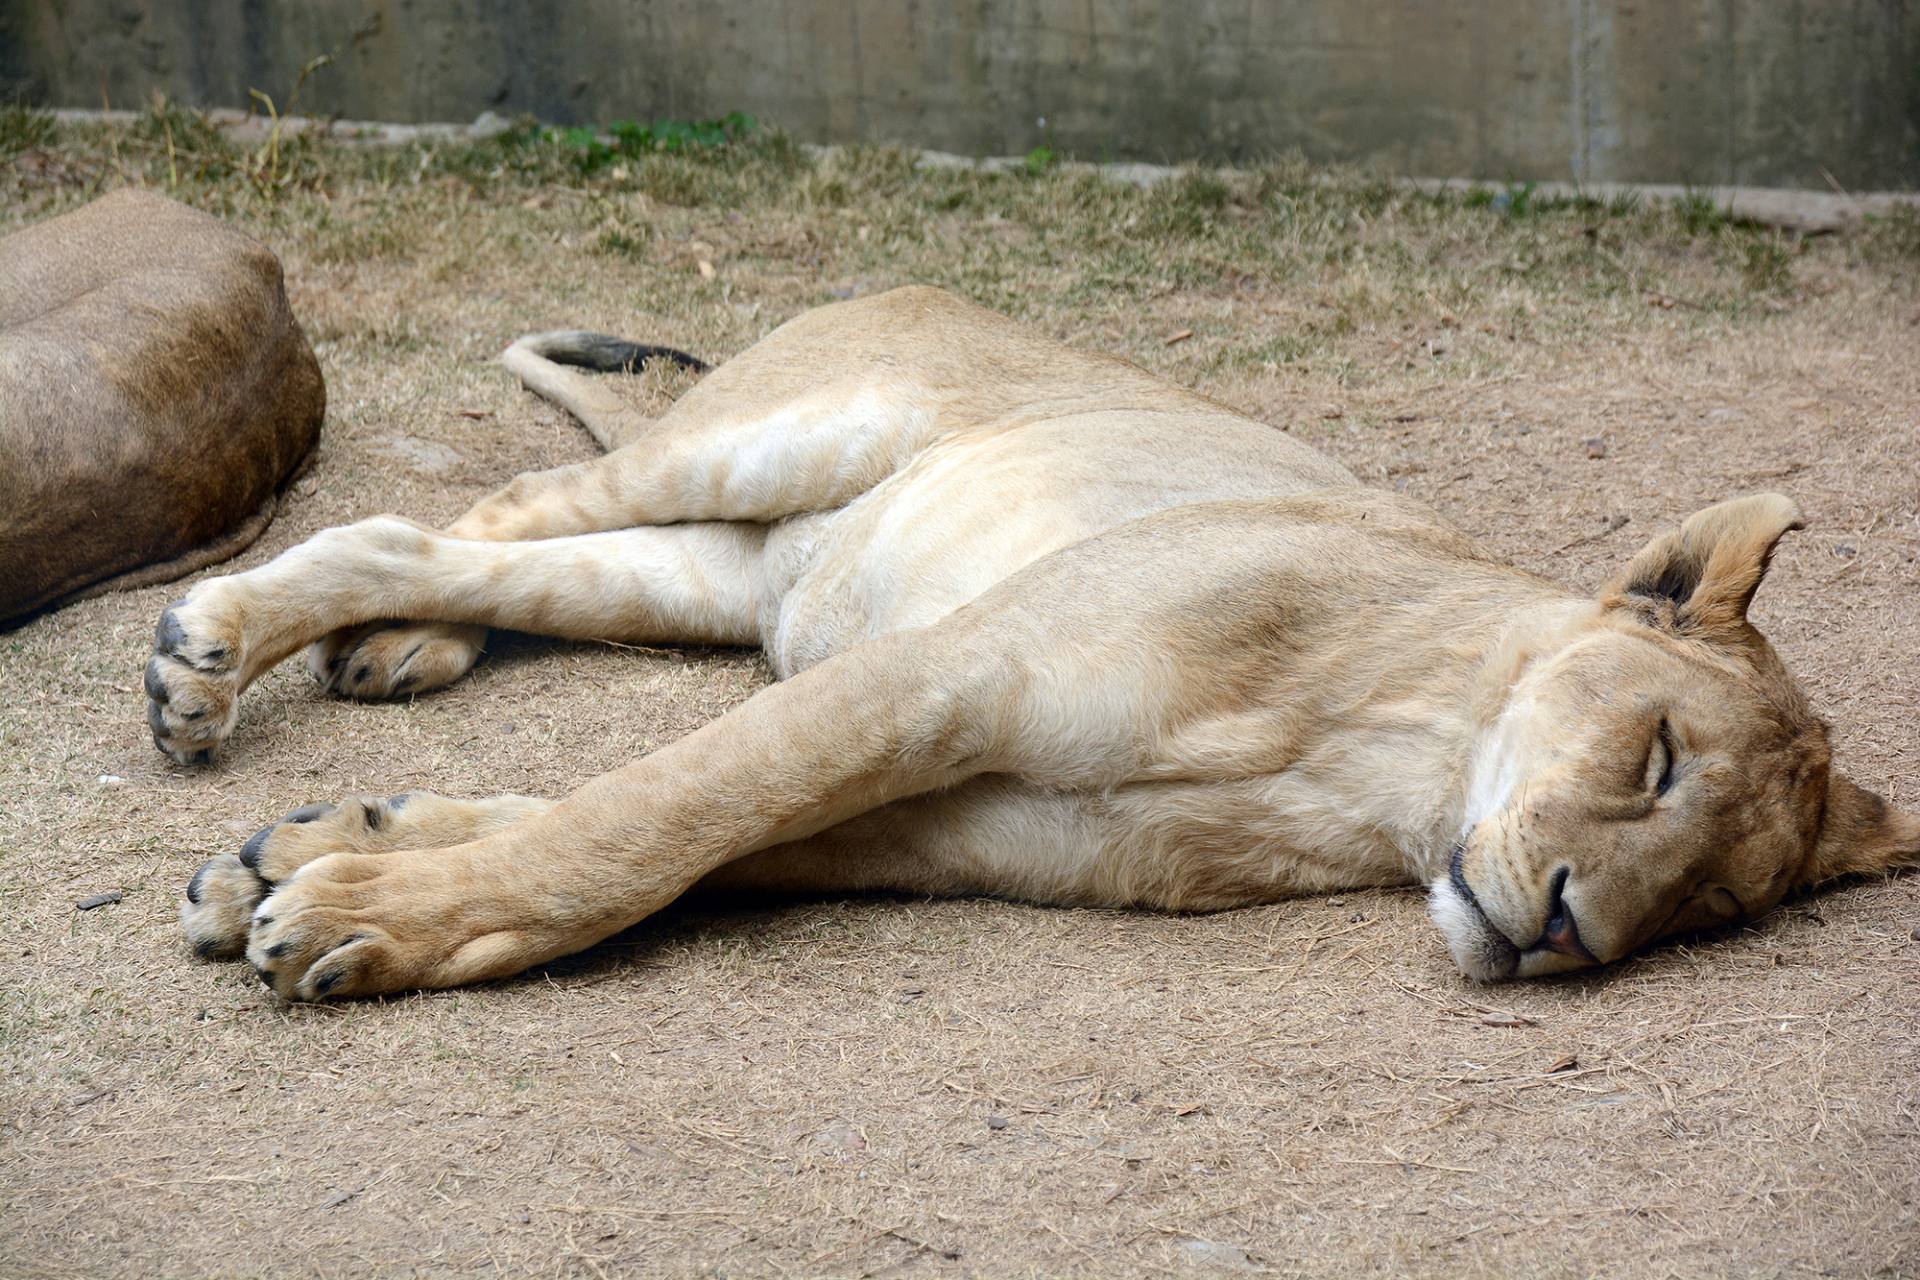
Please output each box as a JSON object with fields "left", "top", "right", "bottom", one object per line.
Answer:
{"left": 147, "top": 287, "right": 1917, "bottom": 1000}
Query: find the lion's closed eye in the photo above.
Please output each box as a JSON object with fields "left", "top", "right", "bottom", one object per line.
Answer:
{"left": 1643, "top": 719, "right": 1678, "bottom": 797}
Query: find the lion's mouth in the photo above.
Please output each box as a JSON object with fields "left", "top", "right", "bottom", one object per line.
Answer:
{"left": 1427, "top": 842, "right": 1522, "bottom": 981}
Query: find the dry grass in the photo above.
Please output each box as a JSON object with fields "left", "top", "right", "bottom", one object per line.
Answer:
{"left": 3, "top": 111, "right": 1917, "bottom": 1278}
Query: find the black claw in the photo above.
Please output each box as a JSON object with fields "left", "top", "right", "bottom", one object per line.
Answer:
{"left": 188, "top": 748, "right": 213, "bottom": 767}
{"left": 253, "top": 964, "right": 276, "bottom": 988}
{"left": 239, "top": 803, "right": 331, "bottom": 872}
{"left": 265, "top": 942, "right": 286, "bottom": 959}
{"left": 193, "top": 936, "right": 223, "bottom": 960}
{"left": 143, "top": 657, "right": 171, "bottom": 705}
{"left": 239, "top": 823, "right": 277, "bottom": 869}
{"left": 353, "top": 665, "right": 372, "bottom": 686}
{"left": 314, "top": 970, "right": 343, "bottom": 996}
{"left": 146, "top": 699, "right": 169, "bottom": 736}
{"left": 154, "top": 605, "right": 189, "bottom": 657}
{"left": 254, "top": 914, "right": 274, "bottom": 930}
{"left": 185, "top": 860, "right": 212, "bottom": 904}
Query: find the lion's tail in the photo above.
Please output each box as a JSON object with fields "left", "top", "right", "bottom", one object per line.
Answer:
{"left": 500, "top": 330, "right": 710, "bottom": 452}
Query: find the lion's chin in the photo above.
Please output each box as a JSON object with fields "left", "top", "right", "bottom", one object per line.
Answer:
{"left": 1426, "top": 876, "right": 1520, "bottom": 982}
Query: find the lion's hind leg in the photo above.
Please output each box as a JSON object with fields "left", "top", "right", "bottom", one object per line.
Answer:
{"left": 299, "top": 336, "right": 693, "bottom": 699}
{"left": 308, "top": 620, "right": 487, "bottom": 700}
{"left": 183, "top": 792, "right": 552, "bottom": 961}
{"left": 147, "top": 518, "right": 770, "bottom": 763}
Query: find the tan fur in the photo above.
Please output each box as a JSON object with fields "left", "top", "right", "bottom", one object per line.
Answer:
{"left": 145, "top": 287, "right": 1916, "bottom": 999}
{"left": 0, "top": 189, "right": 324, "bottom": 625}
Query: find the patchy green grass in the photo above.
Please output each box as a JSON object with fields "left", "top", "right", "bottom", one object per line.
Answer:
{"left": 541, "top": 111, "right": 759, "bottom": 171}
{"left": 6, "top": 100, "right": 1916, "bottom": 386}
{"left": 1737, "top": 233, "right": 1798, "bottom": 296}
{"left": 0, "top": 103, "right": 55, "bottom": 159}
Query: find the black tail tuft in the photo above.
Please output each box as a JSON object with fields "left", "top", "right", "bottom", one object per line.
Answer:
{"left": 525, "top": 331, "right": 710, "bottom": 375}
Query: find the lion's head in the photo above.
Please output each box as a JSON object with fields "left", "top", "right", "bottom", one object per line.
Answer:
{"left": 1430, "top": 494, "right": 1918, "bottom": 980}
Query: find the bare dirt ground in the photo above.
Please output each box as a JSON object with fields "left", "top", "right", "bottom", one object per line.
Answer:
{"left": 2, "top": 113, "right": 1917, "bottom": 1278}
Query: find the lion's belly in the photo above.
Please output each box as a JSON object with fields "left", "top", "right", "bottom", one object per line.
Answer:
{"left": 759, "top": 411, "right": 1354, "bottom": 676}
{"left": 712, "top": 771, "right": 1418, "bottom": 910}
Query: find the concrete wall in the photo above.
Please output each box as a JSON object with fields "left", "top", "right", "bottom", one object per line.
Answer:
{"left": 4, "top": 0, "right": 1916, "bottom": 190}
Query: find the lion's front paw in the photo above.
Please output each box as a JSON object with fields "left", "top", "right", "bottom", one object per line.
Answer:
{"left": 306, "top": 621, "right": 486, "bottom": 700}
{"left": 245, "top": 852, "right": 537, "bottom": 1001}
{"left": 144, "top": 592, "right": 246, "bottom": 764}
{"left": 245, "top": 852, "right": 400, "bottom": 999}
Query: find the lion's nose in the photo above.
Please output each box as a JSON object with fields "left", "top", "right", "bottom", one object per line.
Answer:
{"left": 1535, "top": 866, "right": 1599, "bottom": 962}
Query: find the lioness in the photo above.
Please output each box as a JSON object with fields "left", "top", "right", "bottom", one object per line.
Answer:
{"left": 150, "top": 287, "right": 1916, "bottom": 1000}
{"left": 0, "top": 189, "right": 323, "bottom": 624}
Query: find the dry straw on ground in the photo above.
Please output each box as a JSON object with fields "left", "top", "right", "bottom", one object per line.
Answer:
{"left": 2, "top": 108, "right": 1916, "bottom": 1278}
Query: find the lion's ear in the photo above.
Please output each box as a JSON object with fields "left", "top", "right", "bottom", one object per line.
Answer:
{"left": 1602, "top": 493, "right": 1803, "bottom": 639}
{"left": 1798, "top": 775, "right": 1920, "bottom": 889}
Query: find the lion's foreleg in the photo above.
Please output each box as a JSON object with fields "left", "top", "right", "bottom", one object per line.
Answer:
{"left": 240, "top": 629, "right": 1012, "bottom": 999}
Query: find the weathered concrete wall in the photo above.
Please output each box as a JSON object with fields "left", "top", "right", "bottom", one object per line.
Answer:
{"left": 4, "top": 0, "right": 1916, "bottom": 190}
